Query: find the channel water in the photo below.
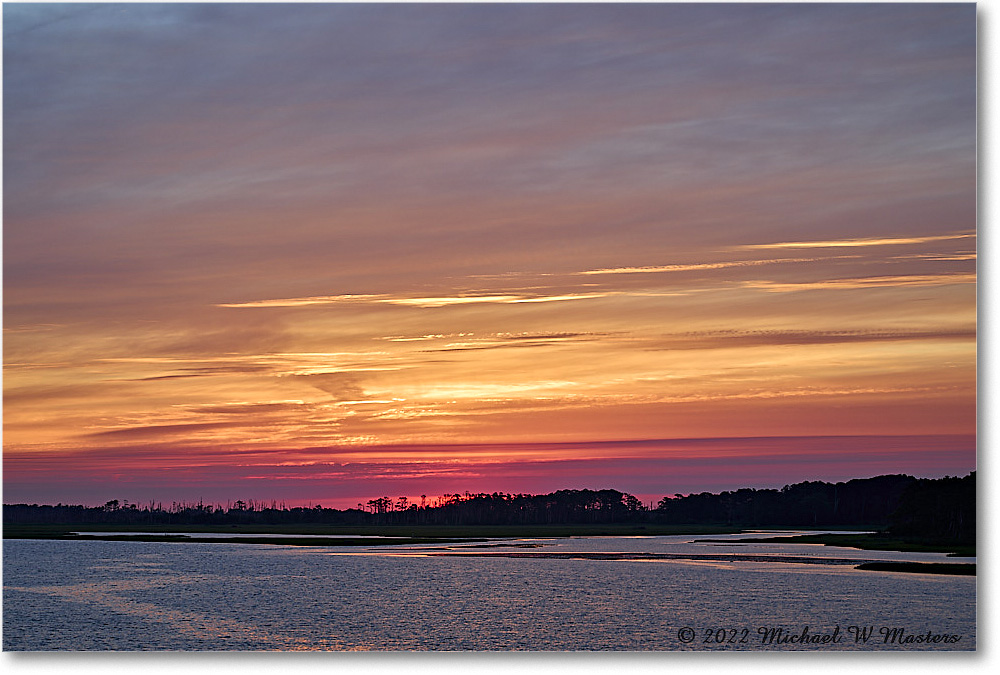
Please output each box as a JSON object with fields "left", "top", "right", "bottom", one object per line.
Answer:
{"left": 2, "top": 532, "right": 975, "bottom": 650}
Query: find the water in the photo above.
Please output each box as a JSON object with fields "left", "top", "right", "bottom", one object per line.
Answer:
{"left": 3, "top": 533, "right": 975, "bottom": 651}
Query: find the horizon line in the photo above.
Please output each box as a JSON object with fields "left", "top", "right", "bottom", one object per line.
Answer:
{"left": 4, "top": 469, "right": 977, "bottom": 509}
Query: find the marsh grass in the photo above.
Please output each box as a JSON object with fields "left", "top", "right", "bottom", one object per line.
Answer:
{"left": 854, "top": 561, "right": 975, "bottom": 575}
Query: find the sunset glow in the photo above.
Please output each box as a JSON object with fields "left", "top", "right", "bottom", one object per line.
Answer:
{"left": 3, "top": 3, "right": 976, "bottom": 508}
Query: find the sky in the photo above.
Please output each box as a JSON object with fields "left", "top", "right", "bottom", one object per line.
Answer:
{"left": 2, "top": 2, "right": 977, "bottom": 508}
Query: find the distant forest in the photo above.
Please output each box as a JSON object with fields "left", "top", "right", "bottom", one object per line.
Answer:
{"left": 4, "top": 472, "right": 974, "bottom": 543}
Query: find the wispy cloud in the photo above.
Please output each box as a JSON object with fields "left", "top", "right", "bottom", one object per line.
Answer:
{"left": 579, "top": 256, "right": 831, "bottom": 275}
{"left": 291, "top": 372, "right": 368, "bottom": 401}
{"left": 219, "top": 291, "right": 612, "bottom": 309}
{"left": 424, "top": 332, "right": 610, "bottom": 352}
{"left": 187, "top": 401, "right": 309, "bottom": 415}
{"left": 131, "top": 364, "right": 274, "bottom": 381}
{"left": 733, "top": 232, "right": 975, "bottom": 251}
{"left": 426, "top": 342, "right": 557, "bottom": 353}
{"left": 647, "top": 328, "right": 976, "bottom": 350}
{"left": 409, "top": 381, "right": 582, "bottom": 400}
{"left": 84, "top": 422, "right": 239, "bottom": 440}
{"left": 741, "top": 273, "right": 975, "bottom": 292}
{"left": 378, "top": 333, "right": 474, "bottom": 342}
{"left": 217, "top": 294, "right": 387, "bottom": 308}
{"left": 635, "top": 385, "right": 965, "bottom": 405}
{"left": 500, "top": 332, "right": 603, "bottom": 341}
{"left": 890, "top": 252, "right": 977, "bottom": 262}
{"left": 382, "top": 295, "right": 526, "bottom": 307}
{"left": 385, "top": 292, "right": 614, "bottom": 307}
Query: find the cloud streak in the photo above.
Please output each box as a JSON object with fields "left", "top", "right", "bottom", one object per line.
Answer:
{"left": 734, "top": 232, "right": 975, "bottom": 251}
{"left": 219, "top": 291, "right": 613, "bottom": 309}
{"left": 579, "top": 256, "right": 834, "bottom": 276}
{"left": 216, "top": 295, "right": 386, "bottom": 308}
{"left": 647, "top": 328, "right": 976, "bottom": 351}
{"left": 741, "top": 273, "right": 975, "bottom": 292}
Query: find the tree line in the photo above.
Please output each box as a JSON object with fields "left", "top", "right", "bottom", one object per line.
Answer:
{"left": 655, "top": 472, "right": 974, "bottom": 543}
{"left": 2, "top": 472, "right": 974, "bottom": 542}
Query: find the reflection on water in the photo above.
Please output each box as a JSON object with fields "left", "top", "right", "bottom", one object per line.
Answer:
{"left": 3, "top": 534, "right": 975, "bottom": 651}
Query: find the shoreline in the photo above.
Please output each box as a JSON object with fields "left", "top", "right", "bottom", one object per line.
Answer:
{"left": 694, "top": 532, "right": 975, "bottom": 558}
{"left": 1, "top": 522, "right": 741, "bottom": 540}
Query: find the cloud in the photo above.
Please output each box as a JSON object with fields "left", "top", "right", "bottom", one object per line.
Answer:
{"left": 504, "top": 293, "right": 610, "bottom": 304}
{"left": 216, "top": 294, "right": 387, "bottom": 308}
{"left": 378, "top": 333, "right": 473, "bottom": 342}
{"left": 3, "top": 382, "right": 134, "bottom": 404}
{"left": 132, "top": 364, "right": 275, "bottom": 381}
{"left": 291, "top": 372, "right": 368, "bottom": 401}
{"left": 890, "top": 253, "right": 977, "bottom": 262}
{"left": 134, "top": 374, "right": 207, "bottom": 381}
{"left": 423, "top": 332, "right": 609, "bottom": 352}
{"left": 500, "top": 332, "right": 601, "bottom": 341}
{"left": 219, "top": 291, "right": 612, "bottom": 309}
{"left": 733, "top": 232, "right": 975, "bottom": 251}
{"left": 404, "top": 381, "right": 581, "bottom": 401}
{"left": 1, "top": 4, "right": 976, "bottom": 505}
{"left": 647, "top": 328, "right": 976, "bottom": 350}
{"left": 187, "top": 401, "right": 308, "bottom": 415}
{"left": 83, "top": 422, "right": 238, "bottom": 440}
{"left": 380, "top": 295, "right": 527, "bottom": 308}
{"left": 740, "top": 273, "right": 975, "bottom": 292}
{"left": 578, "top": 256, "right": 830, "bottom": 275}
{"left": 425, "top": 342, "right": 558, "bottom": 353}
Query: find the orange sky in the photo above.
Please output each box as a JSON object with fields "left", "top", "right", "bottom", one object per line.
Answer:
{"left": 2, "top": 3, "right": 976, "bottom": 507}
